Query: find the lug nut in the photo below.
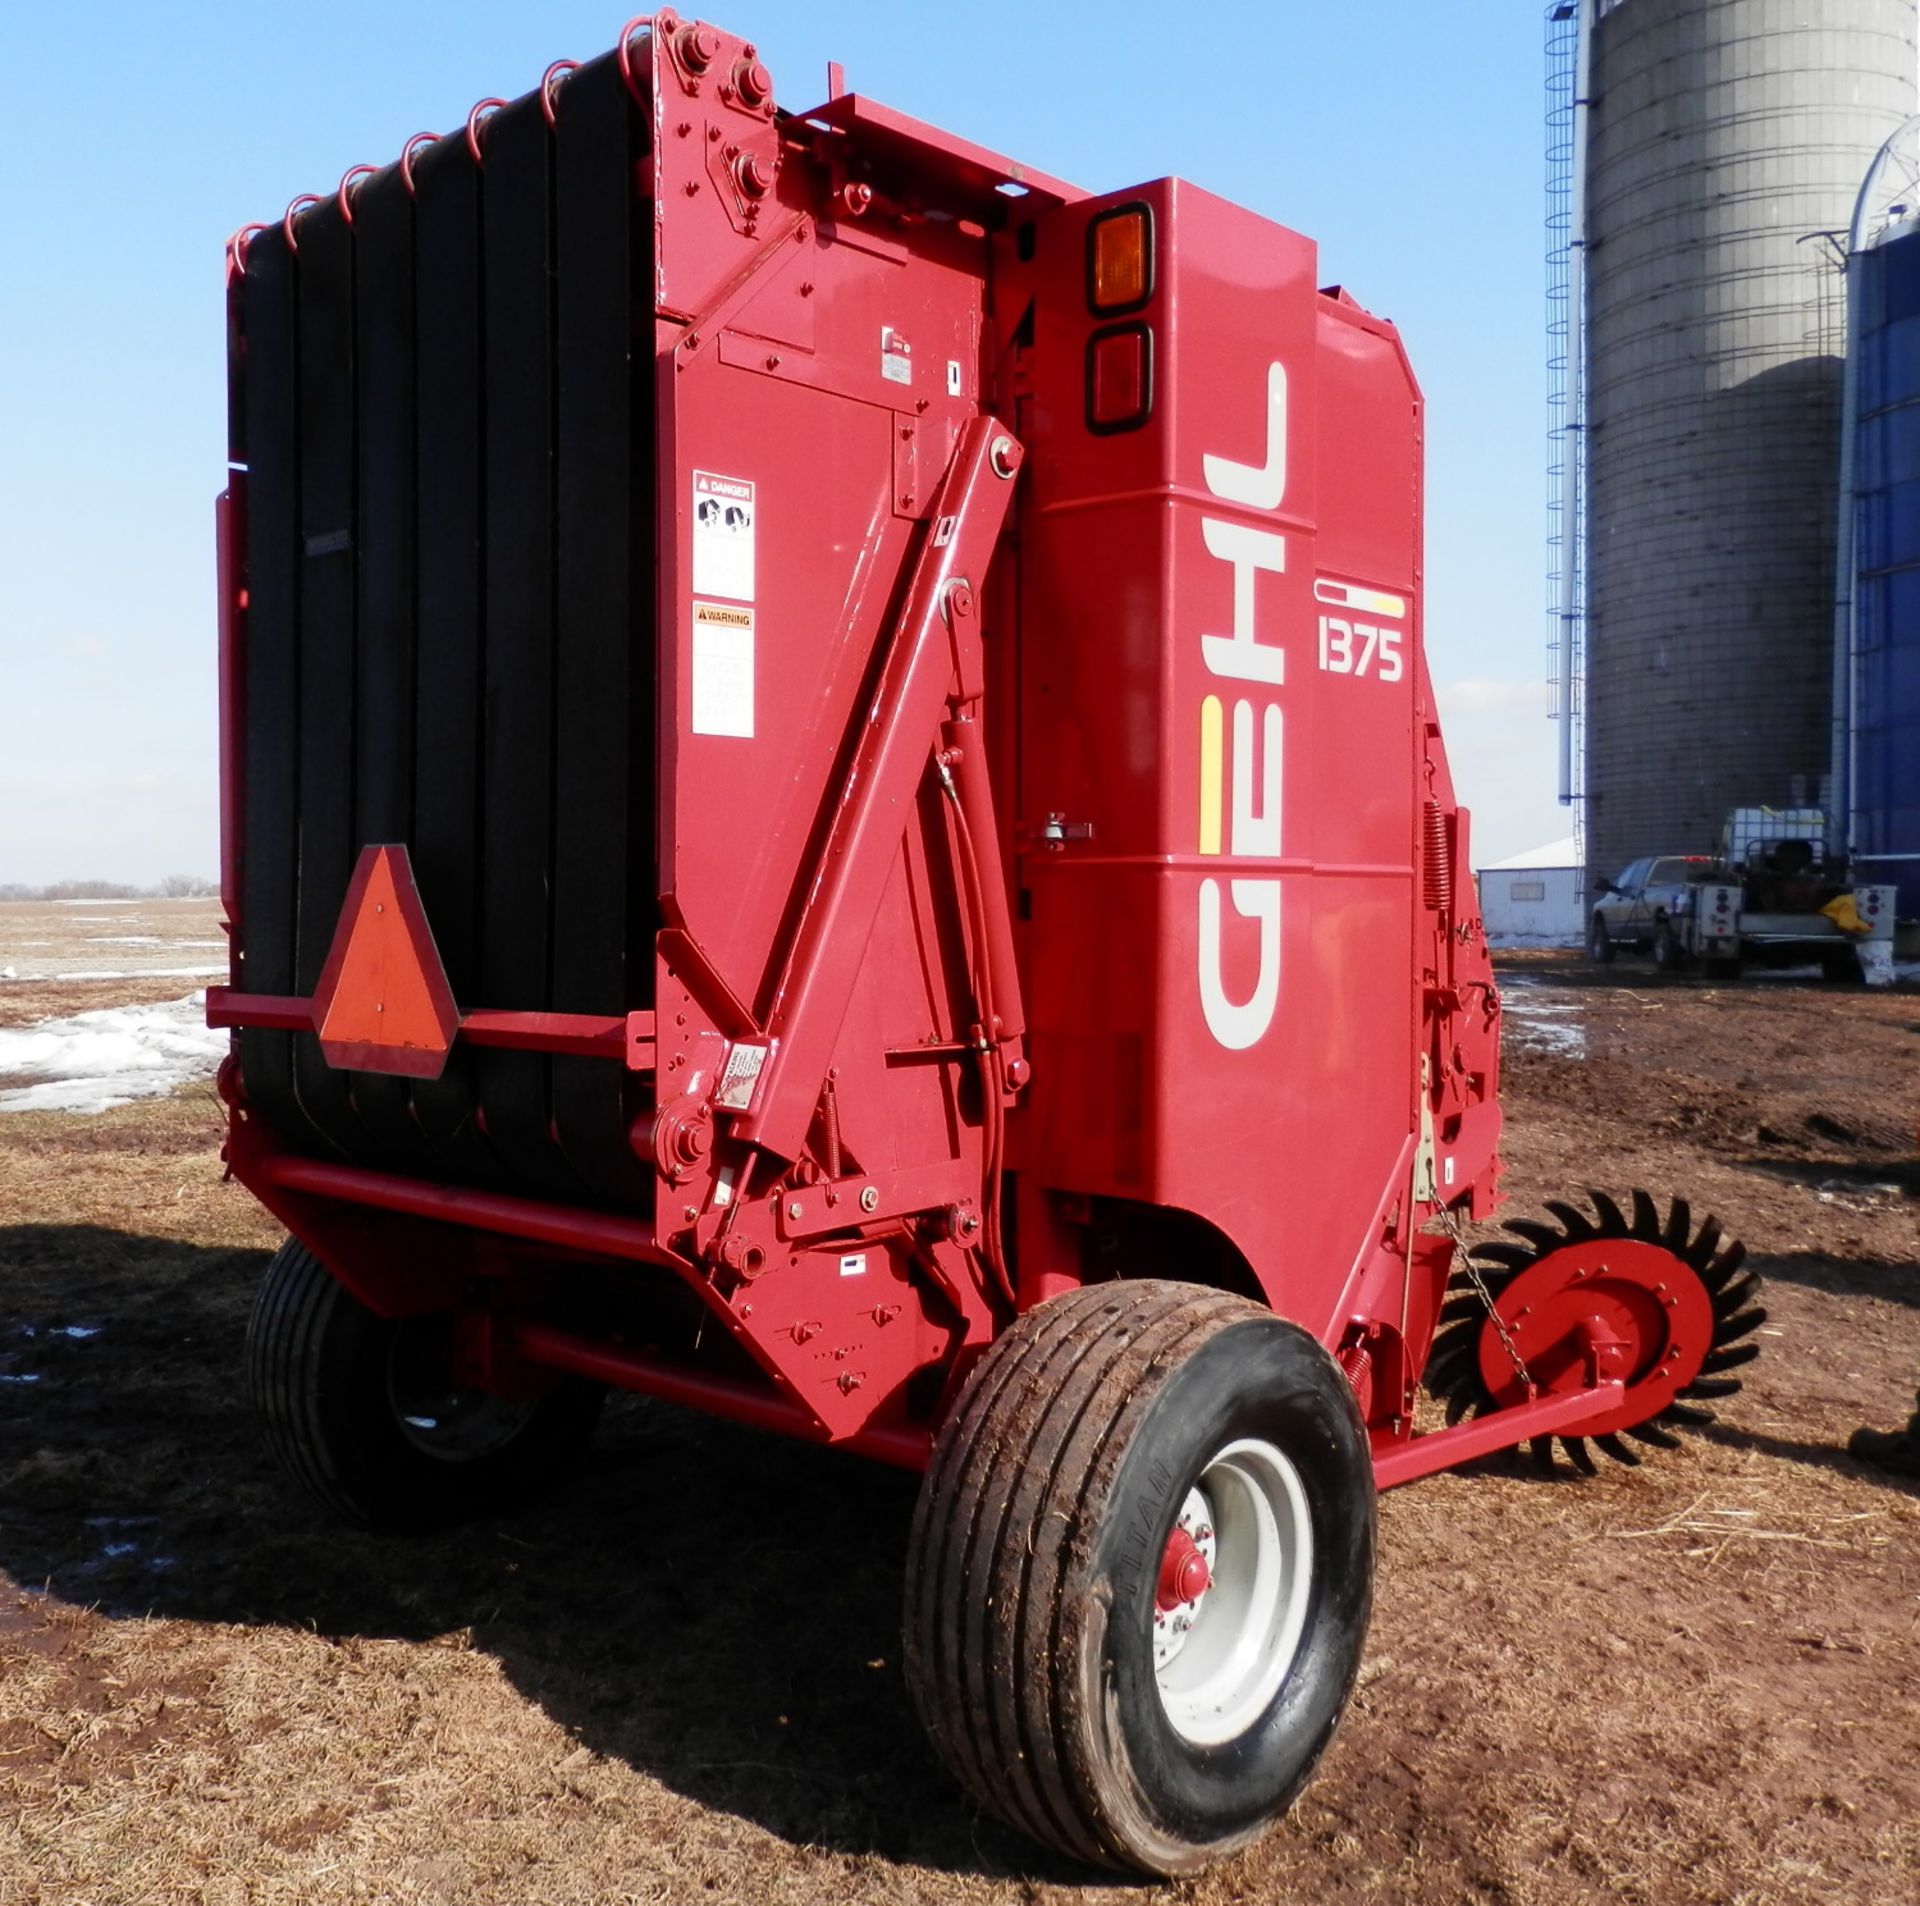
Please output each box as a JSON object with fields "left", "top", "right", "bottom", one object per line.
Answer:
{"left": 680, "top": 22, "right": 721, "bottom": 71}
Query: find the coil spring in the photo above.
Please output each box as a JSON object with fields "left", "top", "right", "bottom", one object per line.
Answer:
{"left": 1423, "top": 800, "right": 1453, "bottom": 915}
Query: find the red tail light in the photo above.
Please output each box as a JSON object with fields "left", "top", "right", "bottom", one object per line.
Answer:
{"left": 1087, "top": 322, "right": 1152, "bottom": 432}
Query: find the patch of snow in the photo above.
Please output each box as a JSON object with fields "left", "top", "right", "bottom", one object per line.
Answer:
{"left": 1487, "top": 933, "right": 1583, "bottom": 949}
{"left": 0, "top": 991, "right": 226, "bottom": 1114}
{"left": 52, "top": 898, "right": 142, "bottom": 906}
{"left": 56, "top": 1326, "right": 101, "bottom": 1340}
{"left": 0, "top": 1373, "right": 43, "bottom": 1385}
{"left": 1499, "top": 987, "right": 1588, "bottom": 1059}
{"left": 1, "top": 965, "right": 228, "bottom": 983}
{"left": 86, "top": 935, "right": 165, "bottom": 946}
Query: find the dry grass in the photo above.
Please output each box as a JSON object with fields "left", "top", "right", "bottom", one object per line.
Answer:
{"left": 1, "top": 958, "right": 1917, "bottom": 1905}
{"left": 0, "top": 897, "right": 226, "bottom": 988}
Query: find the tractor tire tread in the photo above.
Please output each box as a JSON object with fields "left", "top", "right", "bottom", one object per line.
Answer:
{"left": 246, "top": 1237, "right": 366, "bottom": 1523}
{"left": 905, "top": 1280, "right": 1262, "bottom": 1870}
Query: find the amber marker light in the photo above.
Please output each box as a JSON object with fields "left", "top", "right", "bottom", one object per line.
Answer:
{"left": 1088, "top": 203, "right": 1153, "bottom": 314}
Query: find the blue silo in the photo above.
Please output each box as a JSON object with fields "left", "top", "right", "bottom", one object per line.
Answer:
{"left": 1849, "top": 197, "right": 1920, "bottom": 916}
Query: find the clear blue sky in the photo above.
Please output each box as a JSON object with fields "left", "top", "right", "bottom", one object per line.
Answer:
{"left": 0, "top": 1, "right": 1561, "bottom": 884}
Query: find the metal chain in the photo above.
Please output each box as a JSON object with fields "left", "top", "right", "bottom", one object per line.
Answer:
{"left": 1435, "top": 1201, "right": 1536, "bottom": 1394}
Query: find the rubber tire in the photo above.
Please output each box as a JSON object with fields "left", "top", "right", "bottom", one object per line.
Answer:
{"left": 903, "top": 1281, "right": 1375, "bottom": 1876}
{"left": 1651, "top": 922, "right": 1688, "bottom": 973}
{"left": 1820, "top": 946, "right": 1862, "bottom": 984}
{"left": 1702, "top": 953, "right": 1743, "bottom": 982}
{"left": 246, "top": 1237, "right": 603, "bottom": 1532}
{"left": 1587, "top": 914, "right": 1614, "bottom": 964}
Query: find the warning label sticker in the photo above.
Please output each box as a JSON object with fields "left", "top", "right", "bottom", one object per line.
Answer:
{"left": 692, "top": 470, "right": 755, "bottom": 602}
{"left": 691, "top": 601, "right": 754, "bottom": 738}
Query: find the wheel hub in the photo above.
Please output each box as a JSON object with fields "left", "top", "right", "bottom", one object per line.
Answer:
{"left": 386, "top": 1319, "right": 541, "bottom": 1463}
{"left": 1152, "top": 1488, "right": 1217, "bottom": 1672}
{"left": 1157, "top": 1524, "right": 1214, "bottom": 1613}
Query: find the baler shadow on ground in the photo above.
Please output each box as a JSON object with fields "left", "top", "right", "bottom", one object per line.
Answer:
{"left": 0, "top": 1222, "right": 1089, "bottom": 1881}
{"left": 9, "top": 1213, "right": 1920, "bottom": 1869}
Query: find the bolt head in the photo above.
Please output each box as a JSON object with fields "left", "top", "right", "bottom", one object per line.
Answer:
{"left": 735, "top": 151, "right": 777, "bottom": 198}
{"left": 859, "top": 1185, "right": 880, "bottom": 1213}
{"left": 787, "top": 1199, "right": 804, "bottom": 1221}
{"left": 735, "top": 56, "right": 774, "bottom": 106}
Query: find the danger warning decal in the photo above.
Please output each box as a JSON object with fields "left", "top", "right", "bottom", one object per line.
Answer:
{"left": 692, "top": 470, "right": 755, "bottom": 602}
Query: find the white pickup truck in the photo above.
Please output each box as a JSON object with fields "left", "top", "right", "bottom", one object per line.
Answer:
{"left": 1587, "top": 812, "right": 1896, "bottom": 981}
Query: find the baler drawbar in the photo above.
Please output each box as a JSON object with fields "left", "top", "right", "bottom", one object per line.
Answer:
{"left": 209, "top": 13, "right": 1761, "bottom": 1874}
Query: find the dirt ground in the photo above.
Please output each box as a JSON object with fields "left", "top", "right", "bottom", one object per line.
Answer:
{"left": 1, "top": 944, "right": 1916, "bottom": 1906}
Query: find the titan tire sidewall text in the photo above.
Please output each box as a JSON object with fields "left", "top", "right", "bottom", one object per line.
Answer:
{"left": 1084, "top": 1321, "right": 1376, "bottom": 1845}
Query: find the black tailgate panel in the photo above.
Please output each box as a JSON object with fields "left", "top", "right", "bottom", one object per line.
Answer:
{"left": 231, "top": 53, "right": 655, "bottom": 1205}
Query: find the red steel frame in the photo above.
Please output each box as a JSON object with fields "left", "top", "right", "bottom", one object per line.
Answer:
{"left": 211, "top": 12, "right": 1594, "bottom": 1489}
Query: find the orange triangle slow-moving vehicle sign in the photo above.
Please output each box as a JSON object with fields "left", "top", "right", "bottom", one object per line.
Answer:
{"left": 311, "top": 845, "right": 461, "bottom": 1079}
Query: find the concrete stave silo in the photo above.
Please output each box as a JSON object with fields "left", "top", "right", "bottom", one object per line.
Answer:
{"left": 1578, "top": 0, "right": 1916, "bottom": 889}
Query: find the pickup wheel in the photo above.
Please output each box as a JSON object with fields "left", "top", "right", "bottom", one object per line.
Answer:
{"left": 1820, "top": 946, "right": 1862, "bottom": 983}
{"left": 1651, "top": 921, "right": 1688, "bottom": 973}
{"left": 903, "top": 1281, "right": 1375, "bottom": 1876}
{"left": 1702, "top": 953, "right": 1743, "bottom": 981}
{"left": 246, "top": 1238, "right": 603, "bottom": 1532}
{"left": 1587, "top": 914, "right": 1615, "bottom": 964}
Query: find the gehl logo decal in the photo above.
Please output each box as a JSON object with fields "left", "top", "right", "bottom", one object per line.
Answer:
{"left": 1197, "top": 363, "right": 1287, "bottom": 1050}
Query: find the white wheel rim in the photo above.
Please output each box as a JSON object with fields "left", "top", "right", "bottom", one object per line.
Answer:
{"left": 1151, "top": 1437, "right": 1314, "bottom": 1747}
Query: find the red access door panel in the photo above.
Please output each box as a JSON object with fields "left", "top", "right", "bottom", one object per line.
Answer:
{"left": 1012, "top": 181, "right": 1423, "bottom": 1335}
